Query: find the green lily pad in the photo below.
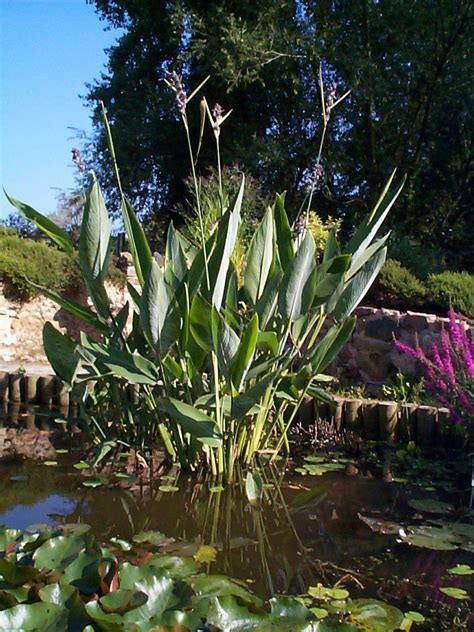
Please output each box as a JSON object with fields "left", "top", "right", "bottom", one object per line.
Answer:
{"left": 33, "top": 535, "right": 85, "bottom": 571}
{"left": 82, "top": 479, "right": 104, "bottom": 488}
{"left": 310, "top": 606, "right": 329, "bottom": 619}
{"left": 439, "top": 587, "right": 470, "bottom": 600}
{"left": 0, "top": 603, "right": 68, "bottom": 631}
{"left": 403, "top": 610, "right": 425, "bottom": 622}
{"left": 132, "top": 531, "right": 169, "bottom": 546}
{"left": 300, "top": 463, "right": 346, "bottom": 476}
{"left": 73, "top": 461, "right": 90, "bottom": 470}
{"left": 408, "top": 498, "right": 454, "bottom": 514}
{"left": 447, "top": 564, "right": 474, "bottom": 575}
{"left": 308, "top": 585, "right": 349, "bottom": 601}
{"left": 399, "top": 525, "right": 463, "bottom": 550}
{"left": 304, "top": 456, "right": 327, "bottom": 464}
{"left": 99, "top": 588, "right": 148, "bottom": 615}
{"left": 348, "top": 598, "right": 405, "bottom": 631}
{"left": 43, "top": 461, "right": 58, "bottom": 467}
{"left": 158, "top": 485, "right": 179, "bottom": 493}
{"left": 206, "top": 594, "right": 267, "bottom": 631}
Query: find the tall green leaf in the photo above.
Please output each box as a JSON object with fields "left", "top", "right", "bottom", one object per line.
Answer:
{"left": 309, "top": 317, "right": 356, "bottom": 374}
{"left": 244, "top": 208, "right": 274, "bottom": 304}
{"left": 43, "top": 323, "right": 80, "bottom": 387}
{"left": 120, "top": 195, "right": 153, "bottom": 288}
{"left": 333, "top": 247, "right": 387, "bottom": 322}
{"left": 208, "top": 177, "right": 244, "bottom": 311}
{"left": 347, "top": 172, "right": 404, "bottom": 265}
{"left": 156, "top": 397, "right": 222, "bottom": 446}
{"left": 140, "top": 261, "right": 170, "bottom": 348}
{"left": 278, "top": 231, "right": 316, "bottom": 321}
{"left": 28, "top": 281, "right": 109, "bottom": 334}
{"left": 231, "top": 314, "right": 259, "bottom": 391}
{"left": 79, "top": 173, "right": 111, "bottom": 284}
{"left": 273, "top": 194, "right": 293, "bottom": 269}
{"left": 5, "top": 193, "right": 74, "bottom": 255}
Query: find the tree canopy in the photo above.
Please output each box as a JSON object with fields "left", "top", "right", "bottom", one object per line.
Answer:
{"left": 86, "top": 0, "right": 474, "bottom": 269}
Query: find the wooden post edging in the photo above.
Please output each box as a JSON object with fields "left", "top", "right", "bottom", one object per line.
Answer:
{"left": 304, "top": 394, "right": 457, "bottom": 447}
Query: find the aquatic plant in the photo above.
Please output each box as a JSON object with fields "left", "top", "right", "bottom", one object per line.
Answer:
{"left": 0, "top": 523, "right": 426, "bottom": 631}
{"left": 395, "top": 310, "right": 474, "bottom": 435}
{"left": 6, "top": 74, "right": 403, "bottom": 479}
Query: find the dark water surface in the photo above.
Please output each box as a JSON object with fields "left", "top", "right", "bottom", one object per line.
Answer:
{"left": 1, "top": 446, "right": 473, "bottom": 629}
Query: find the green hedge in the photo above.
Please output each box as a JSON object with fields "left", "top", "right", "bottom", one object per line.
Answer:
{"left": 0, "top": 230, "right": 81, "bottom": 298}
{"left": 426, "top": 271, "right": 474, "bottom": 318}
{"left": 0, "top": 229, "right": 125, "bottom": 299}
{"left": 368, "top": 258, "right": 474, "bottom": 318}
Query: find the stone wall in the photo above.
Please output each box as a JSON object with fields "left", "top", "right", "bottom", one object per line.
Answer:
{"left": 333, "top": 306, "right": 474, "bottom": 386}
{"left": 1, "top": 270, "right": 472, "bottom": 384}
{"left": 0, "top": 282, "right": 131, "bottom": 371}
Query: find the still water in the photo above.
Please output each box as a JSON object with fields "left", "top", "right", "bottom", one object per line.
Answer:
{"left": 0, "top": 448, "right": 473, "bottom": 629}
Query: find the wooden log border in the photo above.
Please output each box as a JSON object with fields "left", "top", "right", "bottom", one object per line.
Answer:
{"left": 0, "top": 370, "right": 459, "bottom": 446}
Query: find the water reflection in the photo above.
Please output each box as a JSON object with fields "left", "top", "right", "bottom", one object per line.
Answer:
{"left": 1, "top": 457, "right": 472, "bottom": 610}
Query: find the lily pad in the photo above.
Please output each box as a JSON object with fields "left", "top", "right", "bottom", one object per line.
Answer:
{"left": 403, "top": 611, "right": 425, "bottom": 622}
{"left": 447, "top": 564, "right": 474, "bottom": 575}
{"left": 308, "top": 585, "right": 349, "bottom": 601}
{"left": 132, "top": 531, "right": 169, "bottom": 547}
{"left": 299, "top": 463, "right": 346, "bottom": 476}
{"left": 399, "top": 525, "right": 463, "bottom": 551}
{"left": 408, "top": 498, "right": 454, "bottom": 514}
{"left": 348, "top": 598, "right": 405, "bottom": 631}
{"left": 82, "top": 479, "right": 103, "bottom": 488}
{"left": 158, "top": 485, "right": 179, "bottom": 493}
{"left": 439, "top": 587, "right": 470, "bottom": 600}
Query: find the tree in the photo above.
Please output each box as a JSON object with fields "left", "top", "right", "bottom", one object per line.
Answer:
{"left": 86, "top": 0, "right": 474, "bottom": 269}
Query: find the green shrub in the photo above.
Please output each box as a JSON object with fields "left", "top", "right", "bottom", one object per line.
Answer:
{"left": 368, "top": 258, "right": 426, "bottom": 309}
{"left": 0, "top": 232, "right": 81, "bottom": 299}
{"left": 425, "top": 271, "right": 474, "bottom": 318}
{"left": 306, "top": 212, "right": 341, "bottom": 255}
{"left": 389, "top": 232, "right": 444, "bottom": 279}
{"left": 0, "top": 231, "right": 126, "bottom": 300}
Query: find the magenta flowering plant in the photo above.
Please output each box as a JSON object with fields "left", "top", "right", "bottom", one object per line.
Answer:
{"left": 395, "top": 310, "right": 474, "bottom": 434}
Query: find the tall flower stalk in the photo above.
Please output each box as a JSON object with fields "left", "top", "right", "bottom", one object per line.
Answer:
{"left": 395, "top": 310, "right": 474, "bottom": 435}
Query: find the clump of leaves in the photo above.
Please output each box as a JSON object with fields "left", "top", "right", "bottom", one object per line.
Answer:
{"left": 0, "top": 523, "right": 424, "bottom": 631}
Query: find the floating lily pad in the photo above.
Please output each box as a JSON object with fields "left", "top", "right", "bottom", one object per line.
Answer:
{"left": 132, "top": 531, "right": 169, "bottom": 547}
{"left": 439, "top": 587, "right": 470, "bottom": 600}
{"left": 448, "top": 564, "right": 474, "bottom": 575}
{"left": 307, "top": 585, "right": 349, "bottom": 601}
{"left": 299, "top": 462, "right": 346, "bottom": 476}
{"left": 358, "top": 513, "right": 402, "bottom": 535}
{"left": 399, "top": 525, "right": 463, "bottom": 550}
{"left": 309, "top": 606, "right": 329, "bottom": 619}
{"left": 404, "top": 610, "right": 425, "bottom": 622}
{"left": 82, "top": 479, "right": 103, "bottom": 488}
{"left": 348, "top": 598, "right": 405, "bottom": 631}
{"left": 158, "top": 485, "right": 179, "bottom": 493}
{"left": 408, "top": 498, "right": 454, "bottom": 514}
{"left": 55, "top": 449, "right": 69, "bottom": 454}
{"left": 304, "top": 456, "right": 327, "bottom": 464}
{"left": 73, "top": 461, "right": 90, "bottom": 470}
{"left": 43, "top": 461, "right": 58, "bottom": 467}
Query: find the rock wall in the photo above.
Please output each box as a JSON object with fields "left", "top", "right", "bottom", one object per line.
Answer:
{"left": 1, "top": 269, "right": 472, "bottom": 384}
{"left": 0, "top": 282, "right": 130, "bottom": 371}
{"left": 333, "top": 306, "right": 474, "bottom": 386}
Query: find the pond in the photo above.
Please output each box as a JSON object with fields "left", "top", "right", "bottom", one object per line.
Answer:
{"left": 0, "top": 428, "right": 473, "bottom": 630}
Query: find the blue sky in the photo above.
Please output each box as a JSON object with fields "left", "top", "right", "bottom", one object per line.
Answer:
{"left": 0, "top": 0, "right": 121, "bottom": 219}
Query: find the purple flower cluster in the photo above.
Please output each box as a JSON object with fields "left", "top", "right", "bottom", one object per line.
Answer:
{"left": 394, "top": 310, "right": 474, "bottom": 428}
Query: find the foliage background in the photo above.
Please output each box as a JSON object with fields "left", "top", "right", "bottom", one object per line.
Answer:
{"left": 85, "top": 0, "right": 473, "bottom": 270}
